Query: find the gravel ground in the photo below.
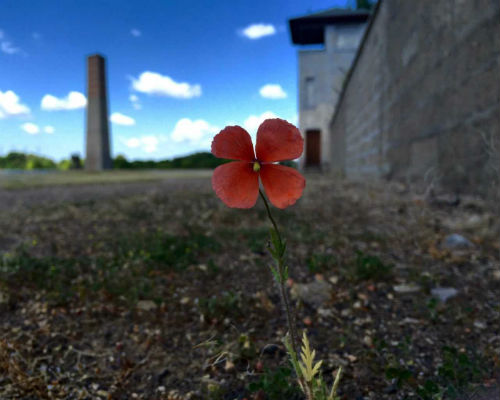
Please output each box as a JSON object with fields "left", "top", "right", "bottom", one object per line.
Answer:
{"left": 0, "top": 174, "right": 498, "bottom": 399}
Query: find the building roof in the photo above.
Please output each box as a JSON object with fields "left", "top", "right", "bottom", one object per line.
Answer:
{"left": 289, "top": 8, "right": 371, "bottom": 45}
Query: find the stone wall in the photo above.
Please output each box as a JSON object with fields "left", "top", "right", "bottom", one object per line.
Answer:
{"left": 329, "top": 0, "right": 500, "bottom": 196}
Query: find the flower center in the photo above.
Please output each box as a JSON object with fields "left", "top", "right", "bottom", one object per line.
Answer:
{"left": 253, "top": 161, "right": 261, "bottom": 172}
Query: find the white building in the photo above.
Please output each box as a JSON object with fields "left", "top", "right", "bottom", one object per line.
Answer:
{"left": 289, "top": 9, "right": 370, "bottom": 170}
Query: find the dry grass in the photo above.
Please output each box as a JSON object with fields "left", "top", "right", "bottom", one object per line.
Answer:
{"left": 0, "top": 169, "right": 212, "bottom": 189}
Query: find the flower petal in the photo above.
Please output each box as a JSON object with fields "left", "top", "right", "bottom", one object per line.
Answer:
{"left": 211, "top": 126, "right": 255, "bottom": 161}
{"left": 260, "top": 164, "right": 305, "bottom": 209}
{"left": 255, "top": 118, "right": 304, "bottom": 162}
{"left": 212, "top": 161, "right": 259, "bottom": 208}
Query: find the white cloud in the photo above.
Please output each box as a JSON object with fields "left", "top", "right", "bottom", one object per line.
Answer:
{"left": 259, "top": 84, "right": 287, "bottom": 99}
{"left": 0, "top": 30, "right": 22, "bottom": 54}
{"left": 243, "top": 111, "right": 277, "bottom": 135}
{"left": 125, "top": 137, "right": 141, "bottom": 148}
{"left": 0, "top": 90, "right": 30, "bottom": 118}
{"left": 129, "top": 94, "right": 141, "bottom": 110}
{"left": 44, "top": 125, "right": 55, "bottom": 134}
{"left": 123, "top": 135, "right": 160, "bottom": 153}
{"left": 131, "top": 28, "right": 141, "bottom": 37}
{"left": 240, "top": 23, "right": 276, "bottom": 39}
{"left": 141, "top": 136, "right": 160, "bottom": 153}
{"left": 110, "top": 112, "right": 135, "bottom": 126}
{"left": 131, "top": 71, "right": 201, "bottom": 99}
{"left": 41, "top": 91, "right": 87, "bottom": 111}
{"left": 21, "top": 122, "right": 40, "bottom": 135}
{"left": 1, "top": 41, "right": 20, "bottom": 54}
{"left": 171, "top": 118, "right": 218, "bottom": 145}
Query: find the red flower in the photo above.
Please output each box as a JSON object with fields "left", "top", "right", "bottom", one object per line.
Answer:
{"left": 211, "top": 118, "right": 305, "bottom": 209}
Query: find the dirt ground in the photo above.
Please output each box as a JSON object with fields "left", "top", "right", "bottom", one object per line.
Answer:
{"left": 0, "top": 174, "right": 498, "bottom": 399}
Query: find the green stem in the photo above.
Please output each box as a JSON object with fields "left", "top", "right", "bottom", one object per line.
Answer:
{"left": 259, "top": 189, "right": 282, "bottom": 244}
{"left": 259, "top": 189, "right": 306, "bottom": 394}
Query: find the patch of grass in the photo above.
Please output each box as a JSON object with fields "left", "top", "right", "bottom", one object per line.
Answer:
{"left": 96, "top": 230, "right": 219, "bottom": 304}
{"left": 239, "top": 227, "right": 269, "bottom": 253}
{"left": 293, "top": 222, "right": 330, "bottom": 244}
{"left": 215, "top": 227, "right": 269, "bottom": 253}
{"left": 350, "top": 250, "right": 393, "bottom": 281}
{"left": 121, "top": 230, "right": 220, "bottom": 270}
{"left": 0, "top": 230, "right": 219, "bottom": 305}
{"left": 203, "top": 383, "right": 226, "bottom": 400}
{"left": 88, "top": 258, "right": 160, "bottom": 304}
{"left": 385, "top": 366, "right": 414, "bottom": 389}
{"left": 206, "top": 259, "right": 220, "bottom": 276}
{"left": 385, "top": 346, "right": 489, "bottom": 399}
{"left": 0, "top": 248, "right": 78, "bottom": 304}
{"left": 0, "top": 169, "right": 212, "bottom": 189}
{"left": 427, "top": 297, "right": 439, "bottom": 321}
{"left": 349, "top": 230, "right": 386, "bottom": 244}
{"left": 248, "top": 367, "right": 301, "bottom": 400}
{"left": 237, "top": 333, "right": 257, "bottom": 360}
{"left": 198, "top": 291, "right": 244, "bottom": 323}
{"left": 306, "top": 253, "right": 336, "bottom": 274}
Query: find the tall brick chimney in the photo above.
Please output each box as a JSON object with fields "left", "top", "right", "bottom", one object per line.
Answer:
{"left": 85, "top": 54, "right": 111, "bottom": 171}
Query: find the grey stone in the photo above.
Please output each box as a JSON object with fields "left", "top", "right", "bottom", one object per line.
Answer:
{"left": 290, "top": 279, "right": 331, "bottom": 308}
{"left": 399, "top": 317, "right": 421, "bottom": 325}
{"left": 474, "top": 320, "right": 486, "bottom": 330}
{"left": 442, "top": 234, "right": 474, "bottom": 250}
{"left": 137, "top": 300, "right": 157, "bottom": 311}
{"left": 393, "top": 284, "right": 421, "bottom": 294}
{"left": 431, "top": 287, "right": 458, "bottom": 302}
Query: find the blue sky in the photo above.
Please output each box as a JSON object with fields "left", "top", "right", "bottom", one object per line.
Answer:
{"left": 1, "top": 0, "right": 350, "bottom": 161}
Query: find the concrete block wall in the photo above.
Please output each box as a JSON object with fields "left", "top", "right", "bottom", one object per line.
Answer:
{"left": 330, "top": 0, "right": 500, "bottom": 196}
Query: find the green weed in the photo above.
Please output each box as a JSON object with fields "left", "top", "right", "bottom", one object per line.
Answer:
{"left": 0, "top": 231, "right": 219, "bottom": 305}
{"left": 307, "top": 253, "right": 336, "bottom": 274}
{"left": 385, "top": 346, "right": 488, "bottom": 399}
{"left": 239, "top": 227, "right": 269, "bottom": 253}
{"left": 351, "top": 250, "right": 393, "bottom": 281}
{"left": 121, "top": 230, "right": 219, "bottom": 270}
{"left": 0, "top": 248, "right": 78, "bottom": 304}
{"left": 248, "top": 367, "right": 301, "bottom": 400}
{"left": 198, "top": 291, "right": 244, "bottom": 323}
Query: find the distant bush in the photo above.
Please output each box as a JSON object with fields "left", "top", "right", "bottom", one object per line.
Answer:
{"left": 0, "top": 152, "right": 27, "bottom": 169}
{"left": 0, "top": 152, "right": 57, "bottom": 170}
{"left": 57, "top": 159, "right": 72, "bottom": 171}
{"left": 26, "top": 155, "right": 57, "bottom": 170}
{"left": 112, "top": 152, "right": 230, "bottom": 169}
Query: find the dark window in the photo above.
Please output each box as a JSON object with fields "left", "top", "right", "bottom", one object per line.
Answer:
{"left": 305, "top": 77, "right": 315, "bottom": 108}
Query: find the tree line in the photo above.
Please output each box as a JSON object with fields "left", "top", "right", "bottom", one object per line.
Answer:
{"left": 0, "top": 151, "right": 229, "bottom": 170}
{"left": 0, "top": 151, "right": 298, "bottom": 170}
